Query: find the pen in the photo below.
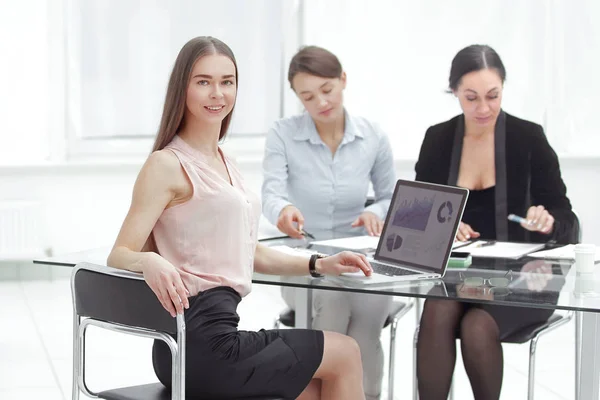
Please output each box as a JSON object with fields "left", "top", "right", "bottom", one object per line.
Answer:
{"left": 301, "top": 229, "right": 316, "bottom": 239}
{"left": 475, "top": 240, "right": 496, "bottom": 248}
{"left": 258, "top": 230, "right": 315, "bottom": 241}
{"left": 507, "top": 214, "right": 533, "bottom": 226}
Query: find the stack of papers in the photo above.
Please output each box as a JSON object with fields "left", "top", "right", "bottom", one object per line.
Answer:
{"left": 528, "top": 244, "right": 600, "bottom": 262}
{"left": 458, "top": 241, "right": 545, "bottom": 259}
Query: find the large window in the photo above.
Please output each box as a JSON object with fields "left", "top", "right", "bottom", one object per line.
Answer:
{"left": 65, "top": 0, "right": 292, "bottom": 158}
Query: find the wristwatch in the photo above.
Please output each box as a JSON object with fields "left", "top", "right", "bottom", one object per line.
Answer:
{"left": 309, "top": 254, "right": 325, "bottom": 278}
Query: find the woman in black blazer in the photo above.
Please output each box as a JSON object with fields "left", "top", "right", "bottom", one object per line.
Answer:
{"left": 415, "top": 45, "right": 576, "bottom": 400}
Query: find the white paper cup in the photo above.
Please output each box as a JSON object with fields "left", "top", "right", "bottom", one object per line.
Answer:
{"left": 575, "top": 244, "right": 597, "bottom": 274}
{"left": 574, "top": 275, "right": 596, "bottom": 296}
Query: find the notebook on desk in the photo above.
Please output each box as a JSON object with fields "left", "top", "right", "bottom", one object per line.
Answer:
{"left": 326, "top": 179, "right": 469, "bottom": 287}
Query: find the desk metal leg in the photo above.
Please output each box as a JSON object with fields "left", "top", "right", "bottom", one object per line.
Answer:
{"left": 578, "top": 311, "right": 600, "bottom": 400}
{"left": 577, "top": 311, "right": 582, "bottom": 400}
{"left": 294, "top": 287, "right": 312, "bottom": 329}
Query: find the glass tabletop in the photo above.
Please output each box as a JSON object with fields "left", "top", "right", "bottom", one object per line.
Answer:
{"left": 33, "top": 229, "right": 600, "bottom": 313}
{"left": 256, "top": 230, "right": 600, "bottom": 314}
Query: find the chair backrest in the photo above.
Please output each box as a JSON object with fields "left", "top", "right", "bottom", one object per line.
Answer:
{"left": 573, "top": 209, "right": 583, "bottom": 243}
{"left": 72, "top": 262, "right": 177, "bottom": 334}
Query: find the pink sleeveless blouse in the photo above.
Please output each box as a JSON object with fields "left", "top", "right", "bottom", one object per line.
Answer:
{"left": 152, "top": 135, "right": 260, "bottom": 297}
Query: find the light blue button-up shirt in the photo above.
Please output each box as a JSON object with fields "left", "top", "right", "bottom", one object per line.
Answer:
{"left": 262, "top": 111, "right": 396, "bottom": 232}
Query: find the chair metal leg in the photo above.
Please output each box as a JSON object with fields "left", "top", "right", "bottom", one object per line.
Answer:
{"left": 385, "top": 301, "right": 413, "bottom": 400}
{"left": 528, "top": 336, "right": 538, "bottom": 400}
{"left": 526, "top": 311, "right": 574, "bottom": 400}
{"left": 76, "top": 318, "right": 181, "bottom": 399}
{"left": 77, "top": 320, "right": 99, "bottom": 398}
{"left": 413, "top": 325, "right": 420, "bottom": 400}
{"left": 389, "top": 318, "right": 398, "bottom": 400}
{"left": 175, "top": 314, "right": 186, "bottom": 400}
{"left": 72, "top": 312, "right": 80, "bottom": 400}
{"left": 576, "top": 311, "right": 582, "bottom": 400}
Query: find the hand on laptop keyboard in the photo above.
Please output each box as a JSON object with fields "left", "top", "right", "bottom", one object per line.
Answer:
{"left": 316, "top": 251, "right": 373, "bottom": 277}
{"left": 370, "top": 262, "right": 416, "bottom": 277}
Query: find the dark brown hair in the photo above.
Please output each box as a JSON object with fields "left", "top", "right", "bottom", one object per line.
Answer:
{"left": 152, "top": 36, "right": 238, "bottom": 152}
{"left": 449, "top": 44, "right": 506, "bottom": 91}
{"left": 287, "top": 46, "right": 343, "bottom": 89}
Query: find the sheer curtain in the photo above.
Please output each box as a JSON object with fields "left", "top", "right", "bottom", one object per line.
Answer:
{"left": 0, "top": 0, "right": 51, "bottom": 164}
{"left": 544, "top": 0, "right": 600, "bottom": 156}
{"left": 302, "top": 0, "right": 600, "bottom": 158}
{"left": 66, "top": 0, "right": 285, "bottom": 142}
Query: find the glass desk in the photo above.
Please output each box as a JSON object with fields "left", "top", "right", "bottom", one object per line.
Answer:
{"left": 34, "top": 230, "right": 600, "bottom": 399}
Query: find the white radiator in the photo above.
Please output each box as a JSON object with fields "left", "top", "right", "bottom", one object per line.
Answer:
{"left": 0, "top": 200, "right": 46, "bottom": 261}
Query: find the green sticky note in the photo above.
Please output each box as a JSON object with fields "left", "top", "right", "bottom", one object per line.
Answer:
{"left": 447, "top": 255, "right": 473, "bottom": 269}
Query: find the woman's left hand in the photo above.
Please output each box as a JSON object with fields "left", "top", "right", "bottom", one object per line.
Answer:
{"left": 315, "top": 251, "right": 373, "bottom": 276}
{"left": 523, "top": 205, "right": 555, "bottom": 234}
{"left": 351, "top": 211, "right": 384, "bottom": 236}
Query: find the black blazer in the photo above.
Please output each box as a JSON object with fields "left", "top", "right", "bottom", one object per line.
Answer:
{"left": 415, "top": 112, "right": 577, "bottom": 244}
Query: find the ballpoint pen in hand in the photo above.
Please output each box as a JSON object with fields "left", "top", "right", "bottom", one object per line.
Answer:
{"left": 301, "top": 229, "right": 315, "bottom": 240}
{"left": 475, "top": 240, "right": 497, "bottom": 248}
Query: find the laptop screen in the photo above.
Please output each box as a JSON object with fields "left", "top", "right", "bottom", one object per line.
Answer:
{"left": 375, "top": 179, "right": 469, "bottom": 273}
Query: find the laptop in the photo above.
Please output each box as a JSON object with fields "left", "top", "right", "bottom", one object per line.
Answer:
{"left": 327, "top": 179, "right": 469, "bottom": 286}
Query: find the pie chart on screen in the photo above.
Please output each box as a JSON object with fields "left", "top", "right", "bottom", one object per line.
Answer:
{"left": 386, "top": 233, "right": 403, "bottom": 252}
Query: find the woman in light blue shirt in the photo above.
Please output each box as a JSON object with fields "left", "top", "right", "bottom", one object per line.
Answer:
{"left": 262, "top": 46, "right": 396, "bottom": 400}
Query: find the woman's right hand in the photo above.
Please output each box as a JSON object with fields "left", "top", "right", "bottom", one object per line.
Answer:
{"left": 456, "top": 221, "right": 481, "bottom": 242}
{"left": 142, "top": 253, "right": 190, "bottom": 317}
{"left": 277, "top": 205, "right": 306, "bottom": 239}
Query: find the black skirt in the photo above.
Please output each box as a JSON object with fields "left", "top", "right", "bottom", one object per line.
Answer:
{"left": 152, "top": 286, "right": 324, "bottom": 399}
{"left": 464, "top": 303, "right": 554, "bottom": 340}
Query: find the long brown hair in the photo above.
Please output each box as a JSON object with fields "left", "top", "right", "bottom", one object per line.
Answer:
{"left": 152, "top": 36, "right": 238, "bottom": 152}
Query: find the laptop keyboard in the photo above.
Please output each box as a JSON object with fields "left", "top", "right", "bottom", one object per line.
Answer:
{"left": 370, "top": 261, "right": 417, "bottom": 277}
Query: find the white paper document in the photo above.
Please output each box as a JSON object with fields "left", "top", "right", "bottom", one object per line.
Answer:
{"left": 269, "top": 245, "right": 315, "bottom": 258}
{"left": 309, "top": 235, "right": 381, "bottom": 250}
{"left": 310, "top": 236, "right": 472, "bottom": 252}
{"left": 528, "top": 244, "right": 600, "bottom": 262}
{"left": 458, "top": 241, "right": 545, "bottom": 259}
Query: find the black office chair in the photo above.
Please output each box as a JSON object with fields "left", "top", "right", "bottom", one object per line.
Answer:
{"left": 412, "top": 211, "right": 581, "bottom": 400}
{"left": 71, "top": 262, "right": 285, "bottom": 400}
{"left": 274, "top": 299, "right": 414, "bottom": 400}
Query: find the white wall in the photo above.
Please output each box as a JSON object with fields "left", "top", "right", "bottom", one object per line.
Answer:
{"left": 1, "top": 0, "right": 599, "bottom": 261}
{"left": 302, "top": 0, "right": 600, "bottom": 159}
{"left": 1, "top": 156, "right": 597, "bottom": 260}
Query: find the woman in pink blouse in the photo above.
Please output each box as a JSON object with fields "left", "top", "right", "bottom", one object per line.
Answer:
{"left": 106, "top": 36, "right": 371, "bottom": 400}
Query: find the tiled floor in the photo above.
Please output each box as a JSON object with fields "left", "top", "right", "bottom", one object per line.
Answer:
{"left": 0, "top": 264, "right": 576, "bottom": 400}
